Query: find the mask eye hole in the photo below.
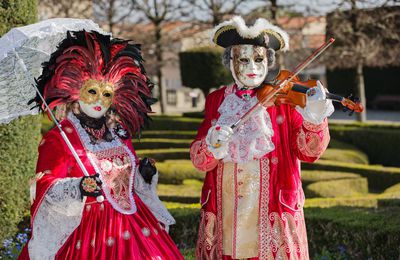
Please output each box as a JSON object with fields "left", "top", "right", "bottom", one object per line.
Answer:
{"left": 103, "top": 92, "right": 112, "bottom": 98}
{"left": 239, "top": 58, "right": 250, "bottom": 64}
{"left": 255, "top": 57, "right": 264, "bottom": 63}
{"left": 88, "top": 89, "right": 97, "bottom": 95}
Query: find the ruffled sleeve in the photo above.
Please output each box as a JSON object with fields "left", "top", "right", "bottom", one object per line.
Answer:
{"left": 28, "top": 129, "right": 85, "bottom": 260}
{"left": 290, "top": 109, "right": 330, "bottom": 163}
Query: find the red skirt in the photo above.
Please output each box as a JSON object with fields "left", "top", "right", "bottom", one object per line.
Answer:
{"left": 20, "top": 195, "right": 183, "bottom": 260}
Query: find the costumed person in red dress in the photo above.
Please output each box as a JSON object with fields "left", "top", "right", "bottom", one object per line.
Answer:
{"left": 190, "top": 16, "right": 335, "bottom": 260}
{"left": 19, "top": 31, "right": 184, "bottom": 260}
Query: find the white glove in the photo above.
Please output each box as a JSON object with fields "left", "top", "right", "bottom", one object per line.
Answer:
{"left": 296, "top": 81, "right": 334, "bottom": 125}
{"left": 205, "top": 125, "right": 233, "bottom": 159}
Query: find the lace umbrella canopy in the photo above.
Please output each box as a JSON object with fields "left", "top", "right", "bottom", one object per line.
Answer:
{"left": 0, "top": 18, "right": 110, "bottom": 124}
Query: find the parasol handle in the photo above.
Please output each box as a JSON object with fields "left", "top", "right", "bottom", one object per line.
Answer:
{"left": 14, "top": 51, "right": 104, "bottom": 203}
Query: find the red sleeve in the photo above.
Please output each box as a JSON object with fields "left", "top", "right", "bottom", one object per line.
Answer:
{"left": 190, "top": 91, "right": 223, "bottom": 172}
{"left": 290, "top": 108, "right": 330, "bottom": 163}
{"left": 31, "top": 129, "right": 70, "bottom": 220}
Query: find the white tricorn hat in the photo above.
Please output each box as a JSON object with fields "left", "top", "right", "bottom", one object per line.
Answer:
{"left": 211, "top": 16, "right": 289, "bottom": 51}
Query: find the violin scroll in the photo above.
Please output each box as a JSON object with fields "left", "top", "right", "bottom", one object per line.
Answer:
{"left": 341, "top": 94, "right": 364, "bottom": 115}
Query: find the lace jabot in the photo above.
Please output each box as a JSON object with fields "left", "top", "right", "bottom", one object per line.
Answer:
{"left": 217, "top": 93, "right": 275, "bottom": 164}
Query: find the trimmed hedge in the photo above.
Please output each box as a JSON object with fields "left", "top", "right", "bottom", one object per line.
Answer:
{"left": 136, "top": 148, "right": 190, "bottom": 161}
{"left": 132, "top": 138, "right": 191, "bottom": 150}
{"left": 320, "top": 148, "right": 369, "bottom": 165}
{"left": 0, "top": 116, "right": 41, "bottom": 244}
{"left": 303, "top": 160, "right": 400, "bottom": 191}
{"left": 305, "top": 178, "right": 368, "bottom": 198}
{"left": 168, "top": 206, "right": 400, "bottom": 259}
{"left": 330, "top": 123, "right": 400, "bottom": 167}
{"left": 179, "top": 47, "right": 232, "bottom": 95}
{"left": 301, "top": 170, "right": 361, "bottom": 186}
{"left": 157, "top": 160, "right": 204, "bottom": 184}
{"left": 140, "top": 130, "right": 196, "bottom": 139}
{"left": 0, "top": 1, "right": 39, "bottom": 245}
{"left": 149, "top": 116, "right": 202, "bottom": 131}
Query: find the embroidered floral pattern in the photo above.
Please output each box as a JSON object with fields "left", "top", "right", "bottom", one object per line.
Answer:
{"left": 265, "top": 212, "right": 309, "bottom": 260}
{"left": 190, "top": 139, "right": 218, "bottom": 171}
{"left": 302, "top": 120, "right": 327, "bottom": 132}
{"left": 297, "top": 125, "right": 330, "bottom": 158}
{"left": 68, "top": 112, "right": 137, "bottom": 215}
{"left": 196, "top": 210, "right": 218, "bottom": 260}
{"left": 259, "top": 158, "right": 270, "bottom": 259}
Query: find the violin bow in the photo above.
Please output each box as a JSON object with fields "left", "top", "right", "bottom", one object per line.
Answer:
{"left": 229, "top": 38, "right": 336, "bottom": 130}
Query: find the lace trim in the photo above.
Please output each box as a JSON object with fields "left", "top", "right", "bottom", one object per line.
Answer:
{"left": 67, "top": 112, "right": 120, "bottom": 152}
{"left": 217, "top": 93, "right": 275, "bottom": 164}
{"left": 134, "top": 171, "right": 176, "bottom": 226}
{"left": 28, "top": 179, "right": 85, "bottom": 260}
{"left": 46, "top": 178, "right": 81, "bottom": 204}
{"left": 68, "top": 112, "right": 137, "bottom": 215}
{"left": 224, "top": 84, "right": 236, "bottom": 97}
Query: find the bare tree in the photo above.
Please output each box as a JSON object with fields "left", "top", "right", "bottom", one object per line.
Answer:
{"left": 38, "top": 0, "right": 93, "bottom": 19}
{"left": 326, "top": 1, "right": 400, "bottom": 121}
{"left": 187, "top": 0, "right": 265, "bottom": 25}
{"left": 130, "top": 0, "right": 186, "bottom": 114}
{"left": 93, "top": 0, "right": 135, "bottom": 35}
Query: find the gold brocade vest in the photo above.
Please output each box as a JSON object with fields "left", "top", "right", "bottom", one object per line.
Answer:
{"left": 222, "top": 160, "right": 260, "bottom": 259}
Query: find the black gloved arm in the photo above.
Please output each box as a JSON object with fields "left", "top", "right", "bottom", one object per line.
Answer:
{"left": 139, "top": 157, "right": 157, "bottom": 184}
{"left": 79, "top": 173, "right": 102, "bottom": 199}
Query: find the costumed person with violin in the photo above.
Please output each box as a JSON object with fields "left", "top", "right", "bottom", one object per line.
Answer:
{"left": 19, "top": 31, "right": 183, "bottom": 260}
{"left": 190, "top": 16, "right": 335, "bottom": 260}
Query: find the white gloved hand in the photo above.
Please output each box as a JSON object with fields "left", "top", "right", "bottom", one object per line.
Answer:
{"left": 205, "top": 125, "right": 233, "bottom": 159}
{"left": 296, "top": 81, "right": 334, "bottom": 125}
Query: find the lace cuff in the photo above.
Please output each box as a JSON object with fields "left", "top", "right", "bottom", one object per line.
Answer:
{"left": 28, "top": 178, "right": 85, "bottom": 260}
{"left": 296, "top": 99, "right": 334, "bottom": 125}
{"left": 45, "top": 178, "right": 83, "bottom": 216}
{"left": 134, "top": 170, "right": 176, "bottom": 227}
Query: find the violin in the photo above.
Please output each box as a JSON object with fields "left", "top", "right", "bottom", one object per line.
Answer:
{"left": 256, "top": 70, "right": 364, "bottom": 113}
{"left": 230, "top": 38, "right": 363, "bottom": 131}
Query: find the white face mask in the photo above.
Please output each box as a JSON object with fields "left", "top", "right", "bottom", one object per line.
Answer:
{"left": 230, "top": 45, "right": 268, "bottom": 89}
{"left": 78, "top": 100, "right": 108, "bottom": 118}
{"left": 78, "top": 79, "right": 114, "bottom": 118}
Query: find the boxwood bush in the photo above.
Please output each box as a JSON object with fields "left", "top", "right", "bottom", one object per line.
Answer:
{"left": 305, "top": 178, "right": 369, "bottom": 198}
{"left": 0, "top": 1, "right": 39, "bottom": 246}
{"left": 303, "top": 160, "right": 400, "bottom": 191}
{"left": 0, "top": 115, "right": 41, "bottom": 244}
{"left": 330, "top": 123, "right": 400, "bottom": 167}
{"left": 132, "top": 138, "right": 191, "bottom": 150}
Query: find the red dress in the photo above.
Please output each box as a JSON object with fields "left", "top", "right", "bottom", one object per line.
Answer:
{"left": 19, "top": 114, "right": 183, "bottom": 260}
{"left": 190, "top": 85, "right": 330, "bottom": 260}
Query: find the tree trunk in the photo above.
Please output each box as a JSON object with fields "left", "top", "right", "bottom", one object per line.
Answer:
{"left": 355, "top": 61, "right": 367, "bottom": 122}
{"left": 155, "top": 23, "right": 165, "bottom": 114}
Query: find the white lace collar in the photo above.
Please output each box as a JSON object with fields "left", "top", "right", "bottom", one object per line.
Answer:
{"left": 217, "top": 93, "right": 275, "bottom": 164}
{"left": 67, "top": 112, "right": 121, "bottom": 152}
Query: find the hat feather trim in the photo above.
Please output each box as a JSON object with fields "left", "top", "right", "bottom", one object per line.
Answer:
{"left": 211, "top": 16, "right": 289, "bottom": 51}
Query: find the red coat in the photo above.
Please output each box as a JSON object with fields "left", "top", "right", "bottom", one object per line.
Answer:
{"left": 19, "top": 116, "right": 183, "bottom": 260}
{"left": 190, "top": 85, "right": 330, "bottom": 260}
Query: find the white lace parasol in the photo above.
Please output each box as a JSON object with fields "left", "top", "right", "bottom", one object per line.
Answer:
{"left": 0, "top": 18, "right": 111, "bottom": 124}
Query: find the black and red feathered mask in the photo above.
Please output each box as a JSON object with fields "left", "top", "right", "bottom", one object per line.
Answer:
{"left": 32, "top": 30, "right": 155, "bottom": 136}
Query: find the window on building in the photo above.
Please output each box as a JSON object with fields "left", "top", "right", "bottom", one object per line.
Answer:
{"left": 166, "top": 89, "right": 177, "bottom": 106}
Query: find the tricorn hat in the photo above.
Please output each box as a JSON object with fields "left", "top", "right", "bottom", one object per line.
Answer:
{"left": 211, "top": 16, "right": 289, "bottom": 51}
